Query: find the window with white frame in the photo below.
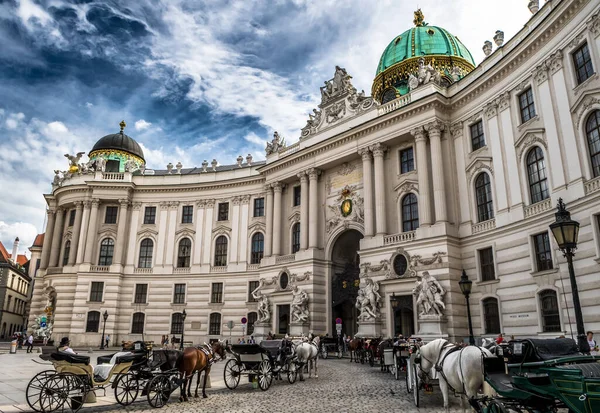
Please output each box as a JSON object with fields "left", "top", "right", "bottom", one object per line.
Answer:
{"left": 586, "top": 110, "right": 600, "bottom": 178}
{"left": 539, "top": 290, "right": 561, "bottom": 332}
{"left": 138, "top": 238, "right": 153, "bottom": 268}
{"left": 479, "top": 247, "right": 495, "bottom": 282}
{"left": 526, "top": 147, "right": 549, "bottom": 204}
{"left": 573, "top": 42, "right": 594, "bottom": 85}
{"left": 482, "top": 298, "right": 501, "bottom": 334}
{"left": 475, "top": 173, "right": 494, "bottom": 222}
{"left": 533, "top": 232, "right": 553, "bottom": 272}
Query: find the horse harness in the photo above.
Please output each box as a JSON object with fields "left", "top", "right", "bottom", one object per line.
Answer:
{"left": 417, "top": 342, "right": 470, "bottom": 397}
{"left": 198, "top": 344, "right": 222, "bottom": 369}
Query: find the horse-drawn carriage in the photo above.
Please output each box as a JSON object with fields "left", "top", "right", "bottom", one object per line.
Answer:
{"left": 224, "top": 339, "right": 297, "bottom": 391}
{"left": 26, "top": 342, "right": 180, "bottom": 412}
{"left": 320, "top": 336, "right": 343, "bottom": 359}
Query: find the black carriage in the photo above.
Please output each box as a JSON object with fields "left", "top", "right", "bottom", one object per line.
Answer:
{"left": 320, "top": 336, "right": 343, "bottom": 359}
{"left": 224, "top": 340, "right": 297, "bottom": 391}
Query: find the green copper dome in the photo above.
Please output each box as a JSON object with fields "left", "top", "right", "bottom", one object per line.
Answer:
{"left": 372, "top": 10, "right": 476, "bottom": 103}
{"left": 376, "top": 26, "right": 475, "bottom": 76}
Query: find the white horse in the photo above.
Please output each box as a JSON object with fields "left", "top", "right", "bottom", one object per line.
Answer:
{"left": 417, "top": 339, "right": 492, "bottom": 412}
{"left": 295, "top": 335, "right": 320, "bottom": 381}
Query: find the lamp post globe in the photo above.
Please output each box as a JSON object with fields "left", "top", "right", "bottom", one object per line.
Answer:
{"left": 459, "top": 270, "right": 475, "bottom": 346}
{"left": 180, "top": 309, "right": 187, "bottom": 350}
{"left": 549, "top": 199, "right": 589, "bottom": 354}
{"left": 100, "top": 310, "right": 109, "bottom": 350}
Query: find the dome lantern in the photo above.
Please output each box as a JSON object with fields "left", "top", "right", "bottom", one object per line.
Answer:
{"left": 88, "top": 120, "right": 145, "bottom": 173}
{"left": 372, "top": 10, "right": 476, "bottom": 103}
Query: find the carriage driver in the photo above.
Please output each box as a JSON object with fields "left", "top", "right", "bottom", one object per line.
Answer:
{"left": 58, "top": 337, "right": 76, "bottom": 354}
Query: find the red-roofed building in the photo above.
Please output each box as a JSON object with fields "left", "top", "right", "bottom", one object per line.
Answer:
{"left": 0, "top": 237, "right": 32, "bottom": 339}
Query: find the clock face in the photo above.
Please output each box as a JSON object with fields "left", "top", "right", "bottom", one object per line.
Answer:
{"left": 341, "top": 199, "right": 352, "bottom": 217}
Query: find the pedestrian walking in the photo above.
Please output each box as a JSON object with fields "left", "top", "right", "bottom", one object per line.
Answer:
{"left": 26, "top": 333, "right": 34, "bottom": 353}
{"left": 588, "top": 331, "right": 598, "bottom": 355}
{"left": 105, "top": 334, "right": 110, "bottom": 348}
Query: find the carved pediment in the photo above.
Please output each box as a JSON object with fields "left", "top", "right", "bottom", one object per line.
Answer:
{"left": 175, "top": 227, "right": 196, "bottom": 237}
{"left": 248, "top": 221, "right": 266, "bottom": 233}
{"left": 212, "top": 224, "right": 231, "bottom": 236}
{"left": 465, "top": 158, "right": 494, "bottom": 181}
{"left": 573, "top": 91, "right": 600, "bottom": 129}
{"left": 515, "top": 129, "right": 547, "bottom": 160}
{"left": 137, "top": 228, "right": 159, "bottom": 237}
{"left": 287, "top": 211, "right": 300, "bottom": 223}
{"left": 394, "top": 180, "right": 419, "bottom": 200}
{"left": 97, "top": 226, "right": 117, "bottom": 238}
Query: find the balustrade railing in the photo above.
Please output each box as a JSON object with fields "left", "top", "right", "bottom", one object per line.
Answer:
{"left": 247, "top": 264, "right": 260, "bottom": 271}
{"left": 90, "top": 265, "right": 110, "bottom": 273}
{"left": 174, "top": 267, "right": 191, "bottom": 274}
{"left": 383, "top": 231, "right": 415, "bottom": 246}
{"left": 102, "top": 172, "right": 125, "bottom": 180}
{"left": 585, "top": 176, "right": 600, "bottom": 195}
{"left": 524, "top": 199, "right": 552, "bottom": 218}
{"left": 133, "top": 268, "right": 153, "bottom": 274}
{"left": 377, "top": 95, "right": 412, "bottom": 115}
{"left": 472, "top": 219, "right": 496, "bottom": 234}
{"left": 210, "top": 266, "right": 227, "bottom": 273}
{"left": 275, "top": 254, "right": 296, "bottom": 264}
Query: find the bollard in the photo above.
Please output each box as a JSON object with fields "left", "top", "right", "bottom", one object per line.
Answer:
{"left": 10, "top": 340, "right": 17, "bottom": 354}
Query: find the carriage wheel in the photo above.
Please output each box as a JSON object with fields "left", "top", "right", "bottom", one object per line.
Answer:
{"left": 337, "top": 345, "right": 343, "bottom": 359}
{"left": 40, "top": 373, "right": 87, "bottom": 413}
{"left": 114, "top": 373, "right": 139, "bottom": 406}
{"left": 223, "top": 359, "right": 242, "bottom": 390}
{"left": 486, "top": 400, "right": 508, "bottom": 413}
{"left": 321, "top": 347, "right": 328, "bottom": 359}
{"left": 26, "top": 370, "right": 56, "bottom": 412}
{"left": 146, "top": 375, "right": 171, "bottom": 408}
{"left": 257, "top": 360, "right": 273, "bottom": 391}
{"left": 393, "top": 356, "right": 400, "bottom": 380}
{"left": 286, "top": 360, "right": 297, "bottom": 384}
{"left": 412, "top": 364, "right": 419, "bottom": 407}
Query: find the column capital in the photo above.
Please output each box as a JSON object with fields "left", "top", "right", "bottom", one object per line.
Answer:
{"left": 533, "top": 62, "right": 549, "bottom": 85}
{"left": 297, "top": 171, "right": 308, "bottom": 182}
{"left": 55, "top": 206, "right": 64, "bottom": 213}
{"left": 496, "top": 91, "right": 511, "bottom": 111}
{"left": 232, "top": 196, "right": 241, "bottom": 206}
{"left": 410, "top": 126, "right": 427, "bottom": 142}
{"left": 483, "top": 101, "right": 498, "bottom": 119}
{"left": 168, "top": 201, "right": 180, "bottom": 209}
{"left": 74, "top": 201, "right": 83, "bottom": 209}
{"left": 450, "top": 122, "right": 463, "bottom": 139}
{"left": 358, "top": 147, "right": 372, "bottom": 161}
{"left": 196, "top": 199, "right": 206, "bottom": 209}
{"left": 424, "top": 120, "right": 446, "bottom": 136}
{"left": 118, "top": 198, "right": 130, "bottom": 207}
{"left": 369, "top": 143, "right": 387, "bottom": 157}
{"left": 91, "top": 198, "right": 100, "bottom": 208}
{"left": 47, "top": 208, "right": 56, "bottom": 216}
{"left": 306, "top": 168, "right": 321, "bottom": 180}
{"left": 546, "top": 49, "right": 563, "bottom": 74}
{"left": 205, "top": 199, "right": 215, "bottom": 208}
{"left": 272, "top": 182, "right": 284, "bottom": 192}
{"left": 82, "top": 200, "right": 92, "bottom": 209}
{"left": 131, "top": 202, "right": 142, "bottom": 210}
{"left": 241, "top": 195, "right": 251, "bottom": 205}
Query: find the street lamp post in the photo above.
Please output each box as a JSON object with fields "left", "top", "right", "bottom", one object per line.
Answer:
{"left": 100, "top": 310, "right": 109, "bottom": 350}
{"left": 549, "top": 199, "right": 590, "bottom": 354}
{"left": 459, "top": 270, "right": 475, "bottom": 346}
{"left": 180, "top": 309, "right": 187, "bottom": 350}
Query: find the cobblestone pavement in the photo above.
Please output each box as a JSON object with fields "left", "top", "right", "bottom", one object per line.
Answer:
{"left": 80, "top": 359, "right": 465, "bottom": 413}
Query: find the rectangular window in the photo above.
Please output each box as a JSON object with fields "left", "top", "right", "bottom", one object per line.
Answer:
{"left": 253, "top": 198, "right": 265, "bottom": 217}
{"left": 68, "top": 210, "right": 76, "bottom": 227}
{"left": 89, "top": 282, "right": 104, "bottom": 302}
{"left": 209, "top": 313, "right": 221, "bottom": 335}
{"left": 86, "top": 312, "right": 100, "bottom": 333}
{"left": 143, "top": 207, "right": 156, "bottom": 224}
{"left": 105, "top": 206, "right": 118, "bottom": 224}
{"left": 211, "top": 282, "right": 223, "bottom": 303}
{"left": 182, "top": 205, "right": 193, "bottom": 224}
{"left": 134, "top": 284, "right": 148, "bottom": 304}
{"left": 173, "top": 283, "right": 186, "bottom": 304}
{"left": 470, "top": 120, "right": 486, "bottom": 151}
{"left": 533, "top": 232, "right": 553, "bottom": 272}
{"left": 573, "top": 43, "right": 594, "bottom": 85}
{"left": 479, "top": 247, "right": 495, "bottom": 282}
{"left": 218, "top": 203, "right": 229, "bottom": 221}
{"left": 293, "top": 186, "right": 301, "bottom": 207}
{"left": 399, "top": 147, "right": 415, "bottom": 174}
{"left": 248, "top": 281, "right": 259, "bottom": 302}
{"left": 131, "top": 313, "right": 145, "bottom": 334}
{"left": 518, "top": 88, "right": 536, "bottom": 124}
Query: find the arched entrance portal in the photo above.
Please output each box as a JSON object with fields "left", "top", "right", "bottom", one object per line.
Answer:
{"left": 330, "top": 229, "right": 363, "bottom": 338}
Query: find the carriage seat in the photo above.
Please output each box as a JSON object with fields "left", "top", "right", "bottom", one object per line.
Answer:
{"left": 507, "top": 338, "right": 580, "bottom": 363}
{"left": 50, "top": 352, "right": 90, "bottom": 365}
{"left": 558, "top": 362, "right": 600, "bottom": 378}
{"left": 483, "top": 357, "right": 513, "bottom": 394}
{"left": 259, "top": 340, "right": 282, "bottom": 357}
{"left": 93, "top": 351, "right": 134, "bottom": 382}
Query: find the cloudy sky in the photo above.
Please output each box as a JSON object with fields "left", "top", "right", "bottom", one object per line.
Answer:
{"left": 0, "top": 0, "right": 535, "bottom": 254}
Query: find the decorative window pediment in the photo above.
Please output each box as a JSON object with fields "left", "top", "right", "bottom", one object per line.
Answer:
{"left": 394, "top": 180, "right": 418, "bottom": 201}
{"left": 212, "top": 224, "right": 231, "bottom": 236}
{"left": 248, "top": 221, "right": 266, "bottom": 233}
{"left": 137, "top": 228, "right": 159, "bottom": 238}
{"left": 97, "top": 227, "right": 117, "bottom": 238}
{"left": 466, "top": 158, "right": 494, "bottom": 182}
{"left": 515, "top": 128, "right": 547, "bottom": 161}
{"left": 287, "top": 211, "right": 300, "bottom": 223}
{"left": 574, "top": 92, "right": 600, "bottom": 130}
{"left": 175, "top": 227, "right": 196, "bottom": 237}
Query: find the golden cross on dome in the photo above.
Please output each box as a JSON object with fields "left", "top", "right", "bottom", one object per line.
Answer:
{"left": 119, "top": 120, "right": 126, "bottom": 133}
{"left": 413, "top": 9, "right": 425, "bottom": 27}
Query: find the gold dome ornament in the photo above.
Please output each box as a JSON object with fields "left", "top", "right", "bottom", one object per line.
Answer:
{"left": 413, "top": 9, "right": 425, "bottom": 27}
{"left": 119, "top": 120, "right": 126, "bottom": 133}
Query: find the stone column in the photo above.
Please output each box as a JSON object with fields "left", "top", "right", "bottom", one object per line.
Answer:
{"left": 272, "top": 182, "right": 283, "bottom": 256}
{"left": 126, "top": 203, "right": 141, "bottom": 266}
{"left": 165, "top": 202, "right": 179, "bottom": 266}
{"left": 412, "top": 127, "right": 432, "bottom": 226}
{"left": 426, "top": 121, "right": 448, "bottom": 223}
{"left": 202, "top": 200, "right": 215, "bottom": 265}
{"left": 298, "top": 172, "right": 309, "bottom": 250}
{"left": 239, "top": 196, "right": 250, "bottom": 263}
{"left": 76, "top": 201, "right": 91, "bottom": 264}
{"left": 39, "top": 209, "right": 56, "bottom": 270}
{"left": 193, "top": 201, "right": 205, "bottom": 265}
{"left": 155, "top": 202, "right": 169, "bottom": 266}
{"left": 371, "top": 143, "right": 388, "bottom": 235}
{"left": 83, "top": 199, "right": 100, "bottom": 264}
{"left": 230, "top": 197, "right": 241, "bottom": 263}
{"left": 265, "top": 185, "right": 274, "bottom": 257}
{"left": 48, "top": 208, "right": 65, "bottom": 268}
{"left": 68, "top": 202, "right": 83, "bottom": 265}
{"left": 113, "top": 199, "right": 130, "bottom": 265}
{"left": 308, "top": 168, "right": 321, "bottom": 248}
{"left": 359, "top": 148, "right": 375, "bottom": 237}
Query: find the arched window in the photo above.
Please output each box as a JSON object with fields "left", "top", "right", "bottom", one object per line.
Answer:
{"left": 86, "top": 311, "right": 100, "bottom": 333}
{"left": 586, "top": 110, "right": 600, "bottom": 178}
{"left": 250, "top": 233, "right": 264, "bottom": 264}
{"left": 98, "top": 238, "right": 114, "bottom": 266}
{"left": 482, "top": 298, "right": 501, "bottom": 334}
{"left": 475, "top": 173, "right": 494, "bottom": 222}
{"left": 381, "top": 88, "right": 397, "bottom": 104}
{"left": 177, "top": 238, "right": 191, "bottom": 268}
{"left": 539, "top": 290, "right": 561, "bottom": 332}
{"left": 62, "top": 241, "right": 71, "bottom": 266}
{"left": 209, "top": 313, "right": 221, "bottom": 335}
{"left": 131, "top": 312, "right": 145, "bottom": 334}
{"left": 291, "top": 223, "right": 300, "bottom": 253}
{"left": 171, "top": 312, "right": 184, "bottom": 334}
{"left": 214, "top": 236, "right": 228, "bottom": 266}
{"left": 247, "top": 312, "right": 258, "bottom": 335}
{"left": 138, "top": 238, "right": 153, "bottom": 268}
{"left": 401, "top": 193, "right": 419, "bottom": 232}
{"left": 526, "top": 147, "right": 549, "bottom": 204}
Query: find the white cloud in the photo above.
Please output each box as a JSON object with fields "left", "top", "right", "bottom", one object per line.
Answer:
{"left": 135, "top": 119, "right": 152, "bottom": 131}
{"left": 16, "top": 0, "right": 52, "bottom": 27}
{"left": 85, "top": 102, "right": 93, "bottom": 108}
{"left": 244, "top": 132, "right": 266, "bottom": 147}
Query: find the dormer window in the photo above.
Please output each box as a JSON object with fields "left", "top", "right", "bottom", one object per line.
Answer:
{"left": 106, "top": 160, "right": 120, "bottom": 172}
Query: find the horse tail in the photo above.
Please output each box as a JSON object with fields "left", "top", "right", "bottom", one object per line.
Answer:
{"left": 175, "top": 350, "right": 184, "bottom": 371}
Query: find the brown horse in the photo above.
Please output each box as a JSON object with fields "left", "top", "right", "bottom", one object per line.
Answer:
{"left": 177, "top": 341, "right": 226, "bottom": 401}
{"left": 348, "top": 337, "right": 364, "bottom": 363}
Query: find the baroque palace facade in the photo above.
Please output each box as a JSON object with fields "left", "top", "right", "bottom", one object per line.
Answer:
{"left": 30, "top": 0, "right": 600, "bottom": 346}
